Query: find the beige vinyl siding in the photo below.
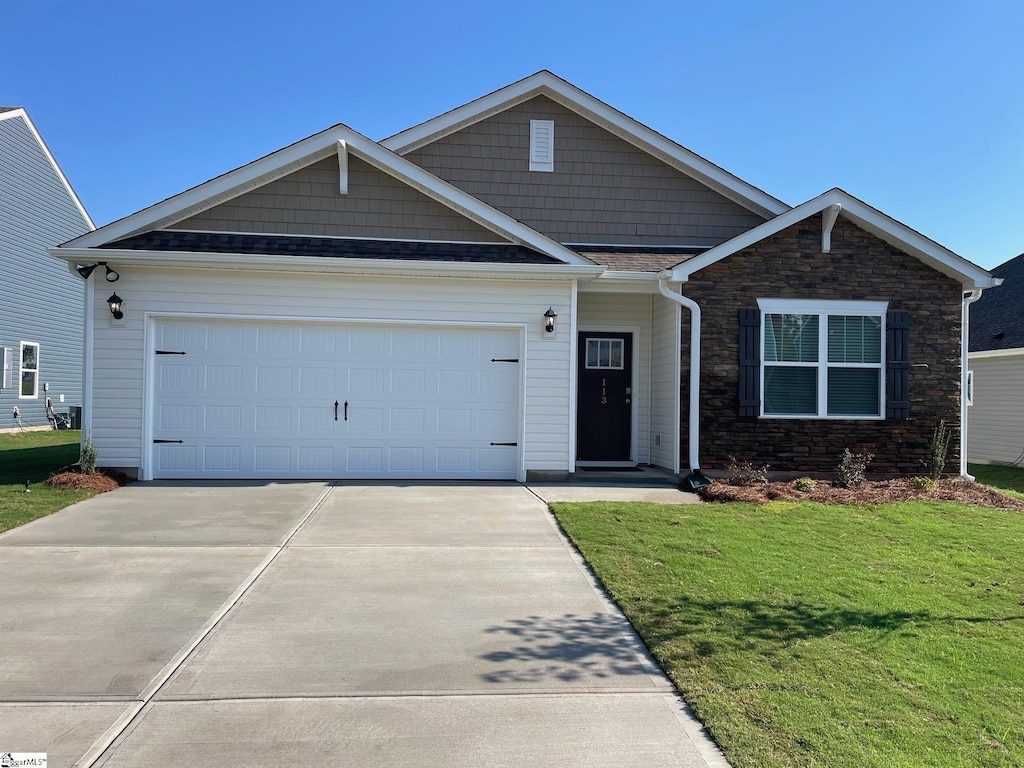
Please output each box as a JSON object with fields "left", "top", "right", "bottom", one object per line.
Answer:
{"left": 89, "top": 268, "right": 572, "bottom": 474}
{"left": 406, "top": 95, "right": 766, "bottom": 247}
{"left": 968, "top": 352, "right": 1024, "bottom": 464}
{"left": 578, "top": 292, "right": 652, "bottom": 463}
{"left": 174, "top": 156, "right": 504, "bottom": 242}
{"left": 650, "top": 295, "right": 680, "bottom": 470}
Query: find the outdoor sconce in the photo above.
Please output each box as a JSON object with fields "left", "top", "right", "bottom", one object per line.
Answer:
{"left": 544, "top": 307, "right": 557, "bottom": 334}
{"left": 76, "top": 262, "right": 120, "bottom": 282}
{"left": 107, "top": 293, "right": 124, "bottom": 320}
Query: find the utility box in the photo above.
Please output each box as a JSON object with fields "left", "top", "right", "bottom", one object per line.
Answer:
{"left": 69, "top": 405, "right": 82, "bottom": 430}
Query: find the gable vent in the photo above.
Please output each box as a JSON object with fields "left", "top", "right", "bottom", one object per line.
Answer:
{"left": 529, "top": 119, "right": 554, "bottom": 172}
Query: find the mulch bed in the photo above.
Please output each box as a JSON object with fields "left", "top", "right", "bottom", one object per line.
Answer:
{"left": 45, "top": 467, "right": 132, "bottom": 493}
{"left": 699, "top": 477, "right": 1024, "bottom": 511}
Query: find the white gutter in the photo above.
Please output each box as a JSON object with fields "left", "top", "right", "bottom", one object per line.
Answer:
{"left": 961, "top": 287, "right": 984, "bottom": 480}
{"left": 658, "top": 275, "right": 701, "bottom": 471}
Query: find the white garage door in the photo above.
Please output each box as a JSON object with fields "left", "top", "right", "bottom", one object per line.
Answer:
{"left": 150, "top": 318, "right": 521, "bottom": 479}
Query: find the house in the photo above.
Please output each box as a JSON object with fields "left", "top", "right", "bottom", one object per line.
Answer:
{"left": 1, "top": 108, "right": 94, "bottom": 431}
{"left": 968, "top": 253, "right": 1023, "bottom": 465}
{"left": 51, "top": 72, "right": 997, "bottom": 481}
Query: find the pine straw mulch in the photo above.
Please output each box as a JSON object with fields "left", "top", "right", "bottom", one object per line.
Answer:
{"left": 45, "top": 467, "right": 132, "bottom": 493}
{"left": 698, "top": 477, "right": 1024, "bottom": 511}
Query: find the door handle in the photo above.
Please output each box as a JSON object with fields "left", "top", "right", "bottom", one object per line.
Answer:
{"left": 334, "top": 401, "right": 339, "bottom": 421}
{"left": 344, "top": 401, "right": 349, "bottom": 421}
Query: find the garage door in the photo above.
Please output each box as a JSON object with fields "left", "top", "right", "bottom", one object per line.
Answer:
{"left": 150, "top": 318, "right": 521, "bottom": 479}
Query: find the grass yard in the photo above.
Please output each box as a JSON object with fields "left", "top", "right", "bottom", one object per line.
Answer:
{"left": 0, "top": 430, "right": 94, "bottom": 533}
{"left": 970, "top": 464, "right": 1024, "bottom": 500}
{"left": 551, "top": 499, "right": 1024, "bottom": 768}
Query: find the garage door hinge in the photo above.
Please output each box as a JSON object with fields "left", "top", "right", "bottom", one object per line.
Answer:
{"left": 153, "top": 439, "right": 184, "bottom": 444}
{"left": 155, "top": 350, "right": 187, "bottom": 355}
{"left": 490, "top": 358, "right": 519, "bottom": 363}
{"left": 490, "top": 442, "right": 518, "bottom": 446}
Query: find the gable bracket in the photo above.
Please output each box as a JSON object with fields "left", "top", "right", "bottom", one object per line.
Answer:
{"left": 336, "top": 140, "right": 349, "bottom": 195}
{"left": 822, "top": 203, "right": 842, "bottom": 253}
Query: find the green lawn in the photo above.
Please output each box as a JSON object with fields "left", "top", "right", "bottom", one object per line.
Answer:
{"left": 970, "top": 464, "right": 1024, "bottom": 500}
{"left": 0, "top": 430, "right": 94, "bottom": 533}
{"left": 551, "top": 499, "right": 1024, "bottom": 768}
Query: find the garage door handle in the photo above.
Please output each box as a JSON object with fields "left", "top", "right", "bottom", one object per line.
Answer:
{"left": 334, "top": 401, "right": 339, "bottom": 421}
{"left": 344, "top": 401, "right": 349, "bottom": 421}
{"left": 490, "top": 442, "right": 518, "bottom": 446}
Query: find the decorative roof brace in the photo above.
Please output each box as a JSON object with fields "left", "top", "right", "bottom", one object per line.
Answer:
{"left": 822, "top": 203, "right": 842, "bottom": 253}
{"left": 336, "top": 140, "right": 348, "bottom": 195}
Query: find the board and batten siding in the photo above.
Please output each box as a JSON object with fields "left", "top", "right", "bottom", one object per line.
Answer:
{"left": 650, "top": 295, "right": 680, "bottom": 470}
{"left": 968, "top": 351, "right": 1024, "bottom": 464}
{"left": 0, "top": 112, "right": 91, "bottom": 429}
{"left": 405, "top": 95, "right": 766, "bottom": 247}
{"left": 173, "top": 156, "right": 504, "bottom": 243}
{"left": 88, "top": 268, "right": 572, "bottom": 476}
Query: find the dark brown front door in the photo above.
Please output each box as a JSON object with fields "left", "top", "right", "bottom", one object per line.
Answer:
{"left": 577, "top": 332, "right": 632, "bottom": 461}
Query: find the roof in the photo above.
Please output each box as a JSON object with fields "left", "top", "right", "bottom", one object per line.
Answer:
{"left": 574, "top": 246, "right": 704, "bottom": 272}
{"left": 103, "top": 231, "right": 559, "bottom": 264}
{"left": 667, "top": 188, "right": 998, "bottom": 290}
{"left": 382, "top": 71, "right": 789, "bottom": 220}
{"left": 970, "top": 252, "right": 1024, "bottom": 351}
{"left": 0, "top": 106, "right": 19, "bottom": 113}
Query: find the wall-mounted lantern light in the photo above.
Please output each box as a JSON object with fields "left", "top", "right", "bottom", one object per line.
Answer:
{"left": 544, "top": 307, "right": 557, "bottom": 334}
{"left": 107, "top": 293, "right": 124, "bottom": 320}
{"left": 76, "top": 262, "right": 119, "bottom": 282}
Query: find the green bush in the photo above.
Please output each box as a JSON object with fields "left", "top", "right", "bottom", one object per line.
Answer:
{"left": 80, "top": 430, "right": 98, "bottom": 475}
{"left": 794, "top": 477, "right": 817, "bottom": 492}
{"left": 910, "top": 476, "right": 938, "bottom": 491}
{"left": 836, "top": 448, "right": 873, "bottom": 488}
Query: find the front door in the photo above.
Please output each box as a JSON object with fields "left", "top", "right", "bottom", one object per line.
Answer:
{"left": 577, "top": 332, "right": 632, "bottom": 462}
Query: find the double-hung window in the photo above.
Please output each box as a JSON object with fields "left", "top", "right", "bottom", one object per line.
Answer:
{"left": 758, "top": 300, "right": 886, "bottom": 419}
{"left": 19, "top": 341, "right": 39, "bottom": 399}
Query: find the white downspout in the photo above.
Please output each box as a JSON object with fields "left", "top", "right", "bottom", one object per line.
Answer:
{"left": 658, "top": 275, "right": 701, "bottom": 471}
{"left": 961, "top": 288, "right": 983, "bottom": 480}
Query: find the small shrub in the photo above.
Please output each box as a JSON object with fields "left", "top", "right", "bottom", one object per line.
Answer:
{"left": 726, "top": 456, "right": 770, "bottom": 486}
{"left": 910, "top": 476, "right": 938, "bottom": 491}
{"left": 80, "top": 430, "right": 98, "bottom": 475}
{"left": 927, "top": 420, "right": 953, "bottom": 480}
{"left": 836, "top": 448, "right": 873, "bottom": 488}
{"left": 794, "top": 477, "right": 817, "bottom": 492}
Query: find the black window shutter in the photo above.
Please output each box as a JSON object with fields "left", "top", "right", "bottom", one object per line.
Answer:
{"left": 738, "top": 309, "right": 760, "bottom": 416}
{"left": 886, "top": 310, "right": 910, "bottom": 418}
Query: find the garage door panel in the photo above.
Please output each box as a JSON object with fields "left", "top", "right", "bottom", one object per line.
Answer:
{"left": 152, "top": 319, "right": 521, "bottom": 479}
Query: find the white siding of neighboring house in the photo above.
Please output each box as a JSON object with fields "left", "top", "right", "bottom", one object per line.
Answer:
{"left": 650, "top": 295, "right": 680, "bottom": 471}
{"left": 88, "top": 267, "right": 573, "bottom": 476}
{"left": 577, "top": 292, "right": 653, "bottom": 464}
{"left": 968, "top": 350, "right": 1024, "bottom": 465}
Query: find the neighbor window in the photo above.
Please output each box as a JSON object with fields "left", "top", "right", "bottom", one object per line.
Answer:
{"left": 758, "top": 300, "right": 886, "bottom": 418}
{"left": 19, "top": 341, "right": 39, "bottom": 399}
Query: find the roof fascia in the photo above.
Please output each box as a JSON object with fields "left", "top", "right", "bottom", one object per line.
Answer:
{"left": 1, "top": 108, "right": 95, "bottom": 230}
{"left": 59, "top": 123, "right": 590, "bottom": 266}
{"left": 51, "top": 246, "right": 605, "bottom": 280}
{"left": 382, "top": 71, "right": 789, "bottom": 219}
{"left": 968, "top": 348, "right": 1024, "bottom": 359}
{"left": 668, "top": 189, "right": 998, "bottom": 290}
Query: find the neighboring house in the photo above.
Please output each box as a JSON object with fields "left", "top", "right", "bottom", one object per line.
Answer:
{"left": 968, "top": 253, "right": 1023, "bottom": 465}
{"left": 1, "top": 108, "right": 94, "bottom": 431}
{"left": 51, "top": 72, "right": 997, "bottom": 481}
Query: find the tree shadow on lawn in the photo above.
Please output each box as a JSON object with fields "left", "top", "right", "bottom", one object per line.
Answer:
{"left": 479, "top": 612, "right": 652, "bottom": 684}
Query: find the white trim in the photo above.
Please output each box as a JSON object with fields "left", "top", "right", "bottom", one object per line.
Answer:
{"left": 160, "top": 228, "right": 510, "bottom": 247}
{"left": 0, "top": 108, "right": 95, "bottom": 231}
{"left": 822, "top": 203, "right": 841, "bottom": 253}
{"left": 576, "top": 325, "right": 641, "bottom": 466}
{"left": 83, "top": 275, "right": 95, "bottom": 435}
{"left": 17, "top": 341, "right": 40, "bottom": 400}
{"left": 671, "top": 298, "right": 682, "bottom": 473}
{"left": 336, "top": 140, "right": 348, "bottom": 195}
{"left": 671, "top": 188, "right": 999, "bottom": 290}
{"left": 968, "top": 347, "right": 1024, "bottom": 360}
{"left": 568, "top": 279, "right": 578, "bottom": 472}
{"left": 381, "top": 71, "right": 789, "bottom": 219}
{"left": 58, "top": 123, "right": 592, "bottom": 267}
{"left": 529, "top": 119, "right": 555, "bottom": 172}
{"left": 566, "top": 242, "right": 718, "bottom": 249}
{"left": 757, "top": 298, "right": 889, "bottom": 314}
{"left": 142, "top": 313, "right": 529, "bottom": 483}
{"left": 657, "top": 279, "right": 700, "bottom": 471}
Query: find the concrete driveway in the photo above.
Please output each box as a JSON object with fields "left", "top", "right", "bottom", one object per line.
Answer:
{"left": 0, "top": 481, "right": 724, "bottom": 767}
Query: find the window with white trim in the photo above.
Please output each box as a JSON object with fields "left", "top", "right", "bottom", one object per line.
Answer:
{"left": 758, "top": 300, "right": 886, "bottom": 419}
{"left": 19, "top": 341, "right": 39, "bottom": 399}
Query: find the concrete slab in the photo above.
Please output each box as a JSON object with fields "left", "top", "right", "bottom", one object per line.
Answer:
{"left": 163, "top": 547, "right": 664, "bottom": 697}
{"left": 0, "top": 547, "right": 270, "bottom": 699}
{"left": 529, "top": 484, "right": 701, "bottom": 504}
{"left": 0, "top": 481, "right": 328, "bottom": 547}
{"left": 0, "top": 704, "right": 130, "bottom": 768}
{"left": 99, "top": 695, "right": 721, "bottom": 768}
{"left": 294, "top": 483, "right": 561, "bottom": 547}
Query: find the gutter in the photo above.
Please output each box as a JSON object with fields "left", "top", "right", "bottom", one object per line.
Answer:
{"left": 960, "top": 288, "right": 984, "bottom": 480}
{"left": 657, "top": 275, "right": 702, "bottom": 475}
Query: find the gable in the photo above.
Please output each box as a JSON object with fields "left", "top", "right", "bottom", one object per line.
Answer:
{"left": 969, "top": 253, "right": 1024, "bottom": 351}
{"left": 404, "top": 95, "right": 766, "bottom": 247}
{"left": 172, "top": 155, "right": 505, "bottom": 243}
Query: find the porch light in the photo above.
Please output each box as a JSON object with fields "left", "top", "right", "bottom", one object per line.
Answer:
{"left": 76, "top": 261, "right": 120, "bottom": 282}
{"left": 544, "top": 307, "right": 557, "bottom": 333}
{"left": 107, "top": 293, "right": 124, "bottom": 320}
{"left": 104, "top": 264, "right": 120, "bottom": 282}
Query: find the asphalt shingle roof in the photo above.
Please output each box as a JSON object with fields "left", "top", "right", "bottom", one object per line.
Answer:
{"left": 970, "top": 252, "right": 1024, "bottom": 351}
{"left": 574, "top": 245, "right": 706, "bottom": 272}
{"left": 102, "top": 231, "right": 560, "bottom": 264}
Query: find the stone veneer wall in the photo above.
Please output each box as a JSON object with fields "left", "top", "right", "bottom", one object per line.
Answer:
{"left": 680, "top": 215, "right": 963, "bottom": 474}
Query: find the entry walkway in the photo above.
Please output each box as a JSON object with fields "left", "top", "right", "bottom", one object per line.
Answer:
{"left": 0, "top": 481, "right": 723, "bottom": 767}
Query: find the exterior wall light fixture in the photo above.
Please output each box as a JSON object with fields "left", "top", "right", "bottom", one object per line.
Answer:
{"left": 107, "top": 293, "right": 124, "bottom": 320}
{"left": 76, "top": 262, "right": 120, "bottom": 282}
{"left": 544, "top": 307, "right": 557, "bottom": 333}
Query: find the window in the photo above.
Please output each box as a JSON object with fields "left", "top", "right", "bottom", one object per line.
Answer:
{"left": 19, "top": 341, "right": 39, "bottom": 399}
{"left": 585, "top": 338, "right": 624, "bottom": 369}
{"left": 758, "top": 300, "right": 886, "bottom": 419}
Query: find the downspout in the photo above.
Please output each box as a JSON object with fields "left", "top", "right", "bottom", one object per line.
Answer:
{"left": 658, "top": 275, "right": 701, "bottom": 473}
{"left": 960, "top": 288, "right": 983, "bottom": 480}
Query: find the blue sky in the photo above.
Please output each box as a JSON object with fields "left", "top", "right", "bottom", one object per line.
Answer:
{"left": 7, "top": 0, "right": 1022, "bottom": 268}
